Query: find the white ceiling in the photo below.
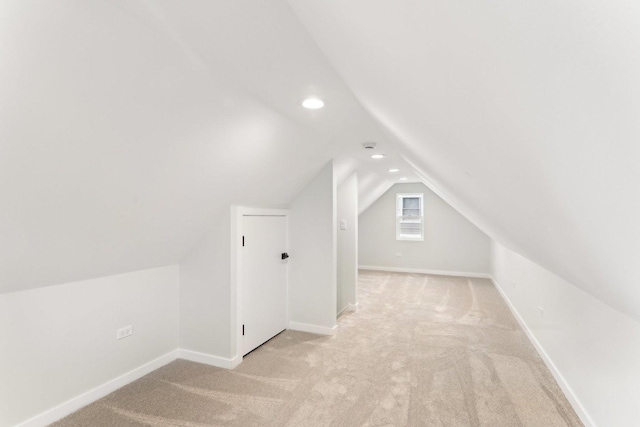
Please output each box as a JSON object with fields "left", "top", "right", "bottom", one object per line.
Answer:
{"left": 288, "top": 0, "right": 640, "bottom": 320}
{"left": 0, "top": 0, "right": 409, "bottom": 293}
{"left": 2, "top": 1, "right": 638, "bottom": 323}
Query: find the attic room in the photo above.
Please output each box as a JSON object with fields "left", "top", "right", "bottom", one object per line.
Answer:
{"left": 1, "top": 1, "right": 639, "bottom": 426}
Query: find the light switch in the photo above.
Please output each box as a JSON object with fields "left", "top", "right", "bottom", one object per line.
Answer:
{"left": 340, "top": 219, "right": 347, "bottom": 230}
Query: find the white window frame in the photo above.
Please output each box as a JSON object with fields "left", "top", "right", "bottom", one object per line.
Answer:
{"left": 396, "top": 193, "right": 424, "bottom": 241}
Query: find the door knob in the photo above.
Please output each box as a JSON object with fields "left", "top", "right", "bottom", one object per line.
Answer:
{"left": 281, "top": 253, "right": 289, "bottom": 260}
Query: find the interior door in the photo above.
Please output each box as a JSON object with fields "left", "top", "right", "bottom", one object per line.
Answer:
{"left": 242, "top": 215, "right": 288, "bottom": 355}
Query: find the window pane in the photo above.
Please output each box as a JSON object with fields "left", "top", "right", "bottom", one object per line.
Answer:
{"left": 403, "top": 197, "right": 420, "bottom": 209}
{"left": 402, "top": 209, "right": 420, "bottom": 216}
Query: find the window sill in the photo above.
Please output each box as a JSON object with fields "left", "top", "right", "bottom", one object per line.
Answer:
{"left": 397, "top": 236, "right": 424, "bottom": 242}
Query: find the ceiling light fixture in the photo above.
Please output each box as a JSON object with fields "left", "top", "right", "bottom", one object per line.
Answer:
{"left": 302, "top": 98, "right": 324, "bottom": 109}
{"left": 399, "top": 177, "right": 408, "bottom": 181}
{"left": 371, "top": 154, "right": 386, "bottom": 159}
{"left": 388, "top": 168, "right": 400, "bottom": 173}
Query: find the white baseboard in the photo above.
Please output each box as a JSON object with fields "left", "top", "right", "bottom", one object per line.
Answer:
{"left": 359, "top": 265, "right": 491, "bottom": 279}
{"left": 178, "top": 349, "right": 240, "bottom": 370}
{"left": 16, "top": 347, "right": 243, "bottom": 427}
{"left": 230, "top": 355, "right": 242, "bottom": 369}
{"left": 289, "top": 321, "right": 337, "bottom": 336}
{"left": 337, "top": 302, "right": 358, "bottom": 317}
{"left": 490, "top": 276, "right": 595, "bottom": 427}
{"left": 17, "top": 350, "right": 179, "bottom": 427}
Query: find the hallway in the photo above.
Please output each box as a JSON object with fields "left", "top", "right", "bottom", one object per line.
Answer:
{"left": 55, "top": 271, "right": 581, "bottom": 426}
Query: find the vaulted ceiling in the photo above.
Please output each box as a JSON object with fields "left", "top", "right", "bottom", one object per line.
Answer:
{"left": 2, "top": 1, "right": 638, "bottom": 322}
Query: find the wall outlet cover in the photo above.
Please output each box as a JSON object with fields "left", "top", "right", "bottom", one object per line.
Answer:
{"left": 117, "top": 325, "right": 133, "bottom": 340}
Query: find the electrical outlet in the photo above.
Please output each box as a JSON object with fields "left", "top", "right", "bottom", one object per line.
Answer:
{"left": 538, "top": 307, "right": 544, "bottom": 318}
{"left": 117, "top": 325, "right": 133, "bottom": 340}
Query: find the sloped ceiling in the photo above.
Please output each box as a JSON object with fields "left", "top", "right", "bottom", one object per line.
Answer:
{"left": 2, "top": 0, "right": 638, "bottom": 324}
{"left": 288, "top": 0, "right": 640, "bottom": 320}
{"left": 0, "top": 0, "right": 408, "bottom": 293}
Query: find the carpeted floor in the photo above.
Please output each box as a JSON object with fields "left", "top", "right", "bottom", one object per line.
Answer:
{"left": 54, "top": 271, "right": 583, "bottom": 426}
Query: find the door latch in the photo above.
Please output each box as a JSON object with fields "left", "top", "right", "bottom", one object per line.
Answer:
{"left": 281, "top": 253, "right": 289, "bottom": 260}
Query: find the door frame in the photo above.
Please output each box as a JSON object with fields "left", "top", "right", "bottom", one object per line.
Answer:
{"left": 231, "top": 206, "right": 289, "bottom": 367}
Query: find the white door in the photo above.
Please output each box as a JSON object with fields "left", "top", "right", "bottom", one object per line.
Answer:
{"left": 242, "top": 215, "right": 288, "bottom": 355}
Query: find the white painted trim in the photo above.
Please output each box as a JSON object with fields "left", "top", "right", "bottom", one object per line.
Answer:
{"left": 337, "top": 304, "right": 349, "bottom": 316}
{"left": 230, "top": 355, "right": 242, "bottom": 369}
{"left": 230, "top": 205, "right": 241, "bottom": 369}
{"left": 358, "top": 265, "right": 491, "bottom": 279}
{"left": 16, "top": 350, "right": 178, "bottom": 427}
{"left": 490, "top": 276, "right": 595, "bottom": 427}
{"left": 178, "top": 349, "right": 240, "bottom": 370}
{"left": 238, "top": 207, "right": 289, "bottom": 217}
{"left": 337, "top": 302, "right": 358, "bottom": 317}
{"left": 289, "top": 321, "right": 337, "bottom": 336}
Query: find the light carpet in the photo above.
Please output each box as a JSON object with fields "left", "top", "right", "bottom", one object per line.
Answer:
{"left": 54, "top": 271, "right": 582, "bottom": 426}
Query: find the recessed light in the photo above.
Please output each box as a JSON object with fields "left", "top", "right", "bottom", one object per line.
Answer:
{"left": 399, "top": 177, "right": 408, "bottom": 181}
{"left": 388, "top": 168, "right": 400, "bottom": 173}
{"left": 371, "top": 154, "right": 386, "bottom": 159}
{"left": 302, "top": 98, "right": 324, "bottom": 109}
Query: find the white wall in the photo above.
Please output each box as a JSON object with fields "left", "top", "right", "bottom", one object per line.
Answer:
{"left": 337, "top": 173, "right": 358, "bottom": 315}
{"left": 288, "top": 161, "right": 336, "bottom": 333}
{"left": 491, "top": 241, "right": 640, "bottom": 427}
{"left": 179, "top": 210, "right": 232, "bottom": 359}
{"left": 359, "top": 182, "right": 490, "bottom": 275}
{"left": 291, "top": 0, "right": 640, "bottom": 326}
{"left": 0, "top": 265, "right": 179, "bottom": 427}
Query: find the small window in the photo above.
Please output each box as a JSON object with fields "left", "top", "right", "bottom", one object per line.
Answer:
{"left": 396, "top": 193, "right": 424, "bottom": 241}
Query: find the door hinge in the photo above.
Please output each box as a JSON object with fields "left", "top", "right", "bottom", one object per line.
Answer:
{"left": 242, "top": 324, "right": 245, "bottom": 336}
{"left": 242, "top": 236, "right": 245, "bottom": 247}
